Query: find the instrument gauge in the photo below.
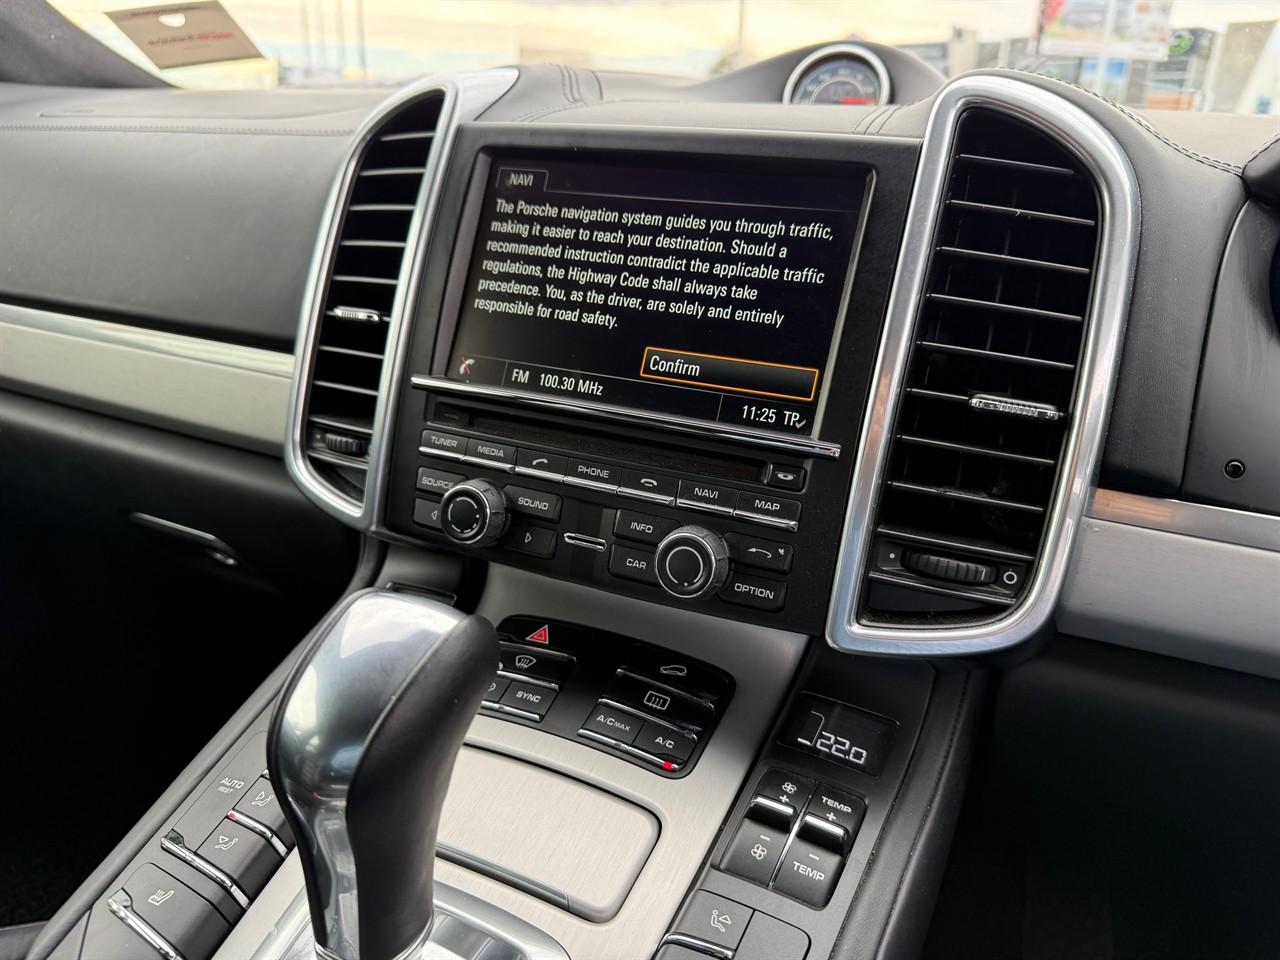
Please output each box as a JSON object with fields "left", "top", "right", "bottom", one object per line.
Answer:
{"left": 784, "top": 44, "right": 892, "bottom": 106}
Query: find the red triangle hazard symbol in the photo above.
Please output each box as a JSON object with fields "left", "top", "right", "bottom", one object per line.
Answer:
{"left": 526, "top": 624, "right": 550, "bottom": 645}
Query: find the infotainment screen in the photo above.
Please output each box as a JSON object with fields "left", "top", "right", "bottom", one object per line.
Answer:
{"left": 445, "top": 152, "right": 867, "bottom": 436}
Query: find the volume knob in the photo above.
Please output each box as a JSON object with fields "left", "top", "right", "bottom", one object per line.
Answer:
{"left": 655, "top": 525, "right": 729, "bottom": 600}
{"left": 439, "top": 480, "right": 509, "bottom": 547}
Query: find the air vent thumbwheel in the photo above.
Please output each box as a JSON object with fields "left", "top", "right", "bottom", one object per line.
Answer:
{"left": 321, "top": 432, "right": 370, "bottom": 458}
{"left": 901, "top": 550, "right": 994, "bottom": 585}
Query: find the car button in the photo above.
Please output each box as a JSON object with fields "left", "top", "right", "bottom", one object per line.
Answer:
{"left": 504, "top": 523, "right": 557, "bottom": 558}
{"left": 498, "top": 680, "right": 557, "bottom": 719}
{"left": 755, "top": 769, "right": 815, "bottom": 811}
{"left": 619, "top": 469, "right": 678, "bottom": 503}
{"left": 196, "top": 819, "right": 280, "bottom": 899}
{"left": 117, "top": 863, "right": 230, "bottom": 960}
{"left": 505, "top": 485, "right": 562, "bottom": 522}
{"left": 636, "top": 721, "right": 695, "bottom": 763}
{"left": 608, "top": 545, "right": 659, "bottom": 586}
{"left": 772, "top": 836, "right": 842, "bottom": 908}
{"left": 232, "top": 777, "right": 288, "bottom": 838}
{"left": 516, "top": 448, "right": 567, "bottom": 480}
{"left": 721, "top": 571, "right": 787, "bottom": 611}
{"left": 464, "top": 437, "right": 516, "bottom": 469}
{"left": 416, "top": 467, "right": 466, "bottom": 495}
{"left": 676, "top": 480, "right": 738, "bottom": 514}
{"left": 581, "top": 702, "right": 643, "bottom": 745}
{"left": 721, "top": 818, "right": 785, "bottom": 886}
{"left": 613, "top": 510, "right": 679, "bottom": 545}
{"left": 498, "top": 643, "right": 573, "bottom": 686}
{"left": 725, "top": 532, "right": 793, "bottom": 573}
{"left": 565, "top": 459, "right": 620, "bottom": 490}
{"left": 420, "top": 429, "right": 467, "bottom": 459}
{"left": 671, "top": 891, "right": 752, "bottom": 952}
{"left": 412, "top": 497, "right": 442, "bottom": 530}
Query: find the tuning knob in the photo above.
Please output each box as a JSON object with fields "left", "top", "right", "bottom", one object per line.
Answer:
{"left": 439, "top": 480, "right": 509, "bottom": 547}
{"left": 655, "top": 525, "right": 729, "bottom": 600}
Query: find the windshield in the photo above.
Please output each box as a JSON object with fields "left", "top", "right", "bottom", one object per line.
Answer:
{"left": 48, "top": 0, "right": 1280, "bottom": 114}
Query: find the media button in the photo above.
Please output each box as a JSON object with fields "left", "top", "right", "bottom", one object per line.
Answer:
{"left": 464, "top": 437, "right": 517, "bottom": 470}
{"left": 516, "top": 448, "right": 567, "bottom": 480}
{"left": 676, "top": 480, "right": 738, "bottom": 515}
{"left": 565, "top": 459, "right": 620, "bottom": 492}
{"left": 420, "top": 429, "right": 467, "bottom": 459}
{"left": 619, "top": 468, "right": 678, "bottom": 504}
{"left": 614, "top": 510, "right": 678, "bottom": 545}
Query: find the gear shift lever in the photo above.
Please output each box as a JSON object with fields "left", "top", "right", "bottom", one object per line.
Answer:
{"left": 267, "top": 590, "right": 497, "bottom": 960}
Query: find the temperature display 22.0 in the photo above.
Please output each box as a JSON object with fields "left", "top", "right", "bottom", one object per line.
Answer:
{"left": 781, "top": 693, "right": 895, "bottom": 776}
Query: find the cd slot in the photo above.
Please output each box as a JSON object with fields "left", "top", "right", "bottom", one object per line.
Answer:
{"left": 431, "top": 397, "right": 774, "bottom": 487}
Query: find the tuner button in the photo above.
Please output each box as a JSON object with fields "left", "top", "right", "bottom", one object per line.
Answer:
{"left": 440, "top": 480, "right": 509, "bottom": 547}
{"left": 655, "top": 525, "right": 729, "bottom": 601}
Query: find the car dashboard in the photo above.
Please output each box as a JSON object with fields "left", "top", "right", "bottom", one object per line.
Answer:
{"left": 5, "top": 40, "right": 1280, "bottom": 960}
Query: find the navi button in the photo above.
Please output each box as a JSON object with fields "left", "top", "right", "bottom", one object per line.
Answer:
{"left": 676, "top": 480, "right": 738, "bottom": 515}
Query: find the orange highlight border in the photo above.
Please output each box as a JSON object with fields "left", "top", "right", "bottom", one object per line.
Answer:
{"left": 639, "top": 346, "right": 819, "bottom": 403}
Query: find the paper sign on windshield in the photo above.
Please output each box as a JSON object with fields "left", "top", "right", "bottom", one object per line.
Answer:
{"left": 107, "top": 2, "right": 262, "bottom": 69}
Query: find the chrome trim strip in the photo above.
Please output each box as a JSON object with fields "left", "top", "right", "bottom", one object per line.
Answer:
{"left": 496, "top": 669, "right": 558, "bottom": 690}
{"left": 481, "top": 701, "right": 542, "bottom": 722}
{"left": 411, "top": 376, "right": 843, "bottom": 459}
{"left": 826, "top": 75, "right": 1138, "bottom": 656}
{"left": 676, "top": 497, "right": 734, "bottom": 516}
{"left": 1088, "top": 488, "right": 1280, "bottom": 554}
{"left": 782, "top": 42, "right": 893, "bottom": 106}
{"left": 662, "top": 934, "right": 734, "bottom": 960}
{"left": 619, "top": 487, "right": 676, "bottom": 506}
{"left": 286, "top": 69, "right": 519, "bottom": 529}
{"left": 418, "top": 446, "right": 466, "bottom": 461}
{"left": 563, "top": 475, "right": 620, "bottom": 494}
{"left": 461, "top": 454, "right": 517, "bottom": 472}
{"left": 577, "top": 728, "right": 682, "bottom": 771}
{"left": 563, "top": 533, "right": 607, "bottom": 552}
{"left": 160, "top": 835, "right": 251, "bottom": 909}
{"left": 750, "top": 796, "right": 796, "bottom": 821}
{"left": 731, "top": 509, "right": 799, "bottom": 531}
{"left": 227, "top": 810, "right": 290, "bottom": 858}
{"left": 107, "top": 897, "right": 182, "bottom": 960}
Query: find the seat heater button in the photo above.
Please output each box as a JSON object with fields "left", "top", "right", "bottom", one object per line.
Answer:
{"left": 196, "top": 819, "right": 281, "bottom": 899}
{"left": 233, "top": 777, "right": 288, "bottom": 838}
{"left": 582, "top": 702, "right": 643, "bottom": 744}
{"left": 504, "top": 485, "right": 562, "bottom": 522}
{"left": 498, "top": 680, "right": 557, "bottom": 718}
{"left": 721, "top": 818, "right": 786, "bottom": 886}
{"left": 636, "top": 721, "right": 695, "bottom": 763}
{"left": 121, "top": 862, "right": 231, "bottom": 960}
{"left": 772, "top": 836, "right": 843, "bottom": 908}
{"left": 672, "top": 890, "right": 753, "bottom": 952}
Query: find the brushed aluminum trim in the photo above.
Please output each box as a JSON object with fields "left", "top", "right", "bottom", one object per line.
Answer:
{"left": 286, "top": 69, "right": 519, "bottom": 529}
{"left": 410, "top": 376, "right": 843, "bottom": 459}
{"left": 1087, "top": 488, "right": 1280, "bottom": 554}
{"left": 106, "top": 898, "right": 182, "bottom": 960}
{"left": 826, "top": 75, "right": 1138, "bottom": 656}
{"left": 159, "top": 835, "right": 251, "bottom": 909}
{"left": 782, "top": 42, "right": 893, "bottom": 106}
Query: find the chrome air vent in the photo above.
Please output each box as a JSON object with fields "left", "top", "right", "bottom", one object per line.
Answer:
{"left": 298, "top": 91, "right": 445, "bottom": 507}
{"left": 828, "top": 76, "right": 1136, "bottom": 655}
{"left": 864, "top": 109, "right": 1098, "bottom": 622}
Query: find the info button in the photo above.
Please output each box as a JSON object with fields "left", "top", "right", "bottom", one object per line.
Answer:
{"left": 640, "top": 347, "right": 819, "bottom": 403}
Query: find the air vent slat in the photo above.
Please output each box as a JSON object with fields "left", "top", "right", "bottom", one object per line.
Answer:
{"left": 917, "top": 340, "right": 1076, "bottom": 370}
{"left": 300, "top": 91, "right": 446, "bottom": 502}
{"left": 946, "top": 199, "right": 1096, "bottom": 227}
{"left": 862, "top": 107, "right": 1101, "bottom": 626}
{"left": 935, "top": 246, "right": 1090, "bottom": 275}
